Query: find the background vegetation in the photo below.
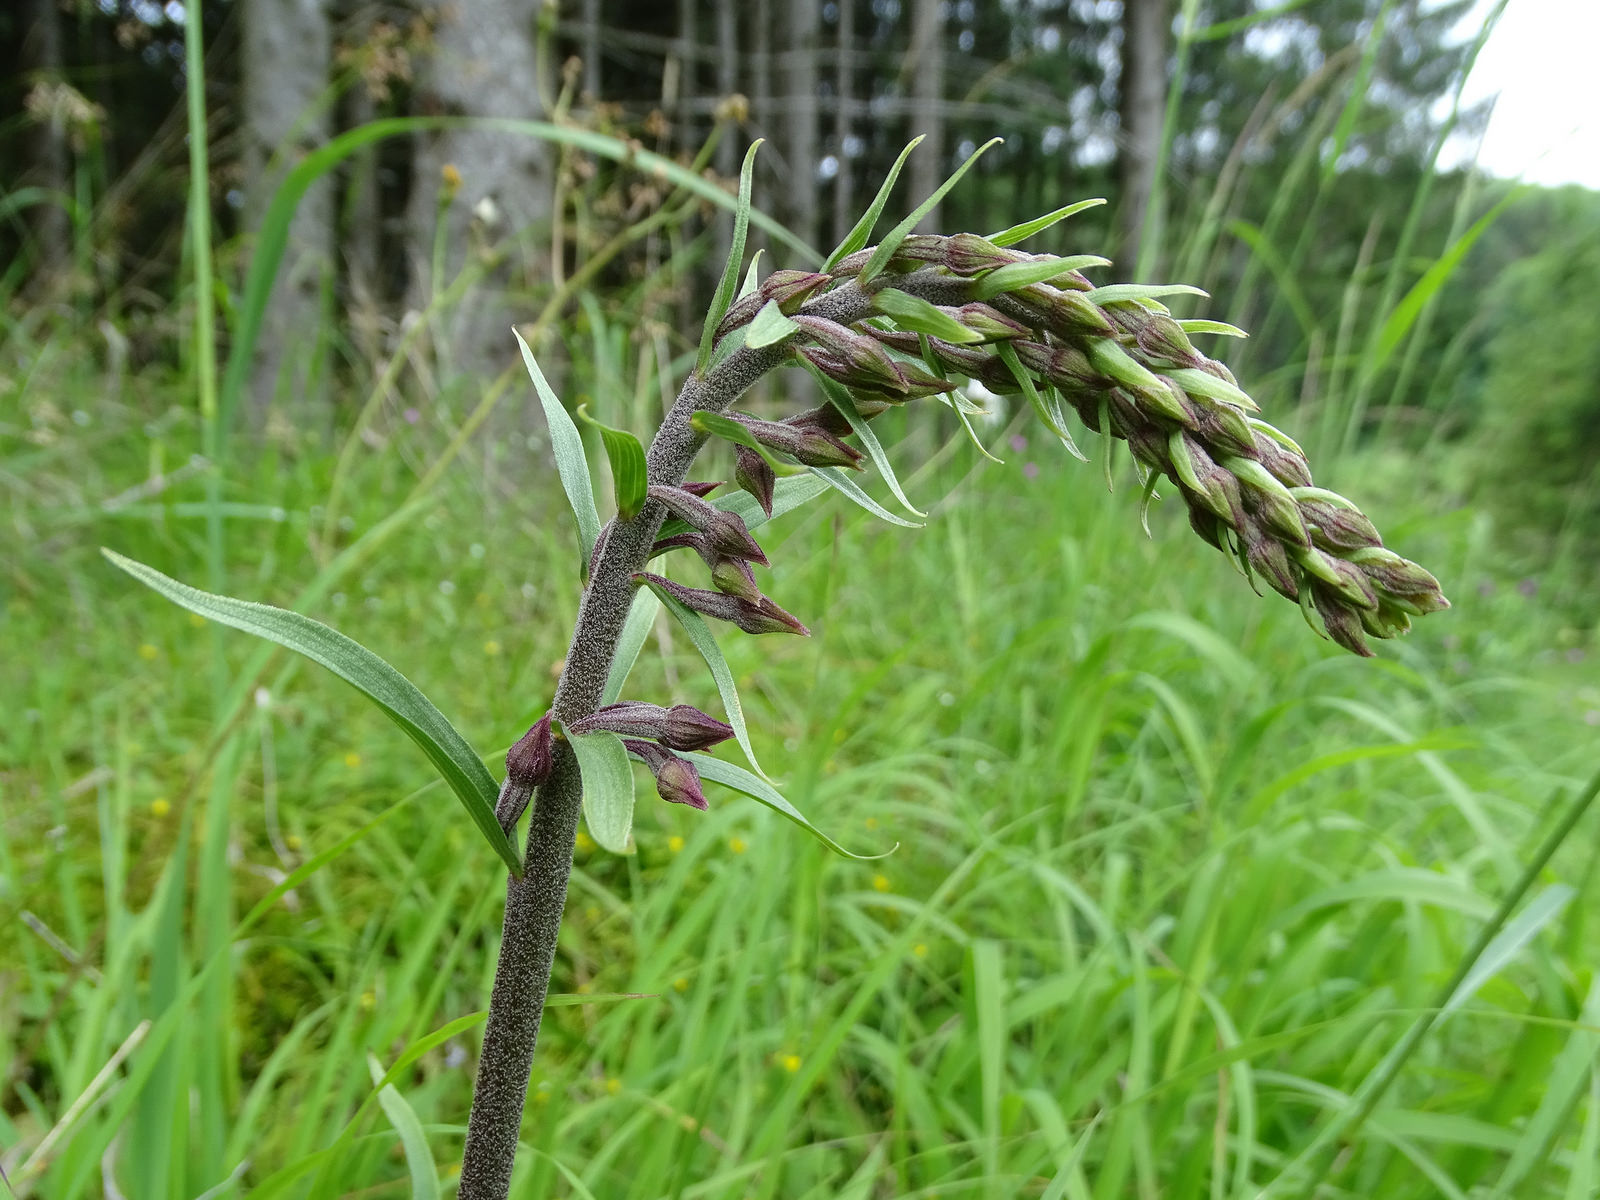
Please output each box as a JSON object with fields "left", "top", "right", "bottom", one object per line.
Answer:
{"left": 4, "top": 1, "right": 1599, "bottom": 1196}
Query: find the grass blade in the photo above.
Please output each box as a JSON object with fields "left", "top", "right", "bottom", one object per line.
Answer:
{"left": 568, "top": 729, "right": 635, "bottom": 854}
{"left": 102, "top": 549, "right": 522, "bottom": 876}
{"left": 576, "top": 405, "right": 648, "bottom": 520}
{"left": 367, "top": 1055, "right": 440, "bottom": 1200}
{"left": 697, "top": 139, "right": 762, "bottom": 374}
{"left": 811, "top": 466, "right": 923, "bottom": 528}
{"left": 515, "top": 330, "right": 602, "bottom": 568}
{"left": 824, "top": 136, "right": 924, "bottom": 270}
{"left": 679, "top": 752, "right": 893, "bottom": 860}
{"left": 858, "top": 137, "right": 1002, "bottom": 286}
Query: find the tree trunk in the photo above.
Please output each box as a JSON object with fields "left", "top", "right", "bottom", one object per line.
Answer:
{"left": 407, "top": 0, "right": 552, "bottom": 377}
{"left": 781, "top": 0, "right": 819, "bottom": 254}
{"left": 907, "top": 0, "right": 944, "bottom": 232}
{"left": 1118, "top": 0, "right": 1170, "bottom": 273}
{"left": 831, "top": 0, "right": 854, "bottom": 248}
{"left": 21, "top": 0, "right": 71, "bottom": 296}
{"left": 241, "top": 0, "right": 334, "bottom": 420}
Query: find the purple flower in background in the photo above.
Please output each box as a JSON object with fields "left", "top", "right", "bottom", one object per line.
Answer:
{"left": 1009, "top": 434, "right": 1028, "bottom": 453}
{"left": 403, "top": 407, "right": 421, "bottom": 425}
{"left": 1022, "top": 462, "right": 1039, "bottom": 480}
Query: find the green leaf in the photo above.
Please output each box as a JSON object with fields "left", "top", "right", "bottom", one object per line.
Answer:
{"left": 737, "top": 249, "right": 765, "bottom": 299}
{"left": 994, "top": 341, "right": 1084, "bottom": 458}
{"left": 824, "top": 136, "right": 924, "bottom": 271}
{"left": 872, "top": 288, "right": 983, "bottom": 343}
{"left": 1179, "top": 318, "right": 1249, "bottom": 338}
{"left": 642, "top": 578, "right": 770, "bottom": 780}
{"left": 367, "top": 1055, "right": 440, "bottom": 1200}
{"left": 515, "top": 329, "right": 602, "bottom": 567}
{"left": 680, "top": 752, "right": 894, "bottom": 860}
{"left": 812, "top": 466, "right": 923, "bottom": 528}
{"left": 1084, "top": 283, "right": 1209, "bottom": 306}
{"left": 698, "top": 139, "right": 763, "bottom": 374}
{"left": 986, "top": 197, "right": 1107, "bottom": 247}
{"left": 568, "top": 728, "right": 635, "bottom": 853}
{"left": 603, "top": 587, "right": 661, "bottom": 706}
{"left": 745, "top": 298, "right": 802, "bottom": 348}
{"left": 102, "top": 550, "right": 522, "bottom": 877}
{"left": 576, "top": 404, "right": 648, "bottom": 520}
{"left": 807, "top": 368, "right": 925, "bottom": 517}
{"left": 1165, "top": 366, "right": 1259, "bottom": 413}
{"left": 858, "top": 137, "right": 1002, "bottom": 286}
{"left": 973, "top": 254, "right": 1113, "bottom": 300}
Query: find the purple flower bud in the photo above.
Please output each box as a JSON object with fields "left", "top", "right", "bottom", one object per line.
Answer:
{"left": 734, "top": 447, "right": 776, "bottom": 517}
{"left": 1014, "top": 285, "right": 1116, "bottom": 335}
{"left": 726, "top": 412, "right": 863, "bottom": 469}
{"left": 1312, "top": 587, "right": 1375, "bottom": 657}
{"left": 1239, "top": 519, "right": 1301, "bottom": 600}
{"left": 760, "top": 269, "right": 830, "bottom": 311}
{"left": 648, "top": 485, "right": 768, "bottom": 565}
{"left": 793, "top": 316, "right": 909, "bottom": 392}
{"left": 785, "top": 399, "right": 893, "bottom": 437}
{"left": 497, "top": 713, "right": 554, "bottom": 832}
{"left": 1348, "top": 548, "right": 1450, "bottom": 611}
{"left": 1298, "top": 496, "right": 1383, "bottom": 552}
{"left": 622, "top": 739, "right": 709, "bottom": 810}
{"left": 942, "top": 232, "right": 1019, "bottom": 275}
{"left": 957, "top": 303, "right": 1031, "bottom": 342}
{"left": 570, "top": 701, "right": 733, "bottom": 751}
{"left": 679, "top": 480, "right": 723, "bottom": 498}
{"left": 711, "top": 557, "right": 763, "bottom": 603}
{"left": 634, "top": 573, "right": 810, "bottom": 636}
{"left": 1134, "top": 313, "right": 1202, "bottom": 365}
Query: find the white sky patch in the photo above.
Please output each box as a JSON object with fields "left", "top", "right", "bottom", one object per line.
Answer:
{"left": 1456, "top": 0, "right": 1600, "bottom": 190}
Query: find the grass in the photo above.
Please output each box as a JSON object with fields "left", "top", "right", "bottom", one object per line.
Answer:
{"left": 3, "top": 362, "right": 1597, "bottom": 1196}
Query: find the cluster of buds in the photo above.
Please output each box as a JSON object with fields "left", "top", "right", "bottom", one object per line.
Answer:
{"left": 702, "top": 231, "right": 1448, "bottom": 656}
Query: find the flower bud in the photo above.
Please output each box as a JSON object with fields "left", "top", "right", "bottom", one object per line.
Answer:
{"left": 726, "top": 413, "right": 864, "bottom": 469}
{"left": 1225, "top": 456, "right": 1310, "bottom": 547}
{"left": 1347, "top": 548, "right": 1450, "bottom": 612}
{"left": 648, "top": 485, "right": 768, "bottom": 565}
{"left": 1134, "top": 313, "right": 1201, "bottom": 366}
{"left": 1242, "top": 526, "right": 1301, "bottom": 600}
{"left": 495, "top": 713, "right": 554, "bottom": 833}
{"left": 761, "top": 269, "right": 830, "bottom": 312}
{"left": 734, "top": 446, "right": 776, "bottom": 516}
{"left": 569, "top": 701, "right": 734, "bottom": 751}
{"left": 634, "top": 573, "right": 810, "bottom": 636}
{"left": 623, "top": 739, "right": 709, "bottom": 810}
{"left": 1312, "top": 587, "right": 1375, "bottom": 657}
{"left": 1016, "top": 285, "right": 1116, "bottom": 335}
{"left": 784, "top": 399, "right": 891, "bottom": 437}
{"left": 679, "top": 480, "right": 723, "bottom": 498}
{"left": 1294, "top": 493, "right": 1383, "bottom": 552}
{"left": 957, "top": 302, "right": 1031, "bottom": 342}
{"left": 943, "top": 232, "right": 1018, "bottom": 275}
{"left": 793, "top": 316, "right": 909, "bottom": 392}
{"left": 711, "top": 556, "right": 762, "bottom": 602}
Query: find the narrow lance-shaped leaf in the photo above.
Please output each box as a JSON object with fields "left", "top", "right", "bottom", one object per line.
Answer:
{"left": 995, "top": 341, "right": 1084, "bottom": 458}
{"left": 643, "top": 578, "right": 770, "bottom": 780}
{"left": 918, "top": 332, "right": 1002, "bottom": 462}
{"left": 102, "top": 550, "right": 523, "bottom": 877}
{"left": 858, "top": 137, "right": 1003, "bottom": 286}
{"left": 973, "top": 254, "right": 1113, "bottom": 300}
{"left": 811, "top": 465, "right": 923, "bottom": 528}
{"left": 986, "top": 197, "right": 1107, "bottom": 248}
{"left": 1084, "top": 283, "right": 1209, "bottom": 306}
{"left": 367, "top": 1055, "right": 441, "bottom": 1200}
{"left": 577, "top": 404, "right": 648, "bottom": 520}
{"left": 515, "top": 329, "right": 602, "bottom": 568}
{"left": 872, "top": 288, "right": 983, "bottom": 344}
{"left": 679, "top": 752, "right": 894, "bottom": 860}
{"left": 737, "top": 249, "right": 765, "bottom": 299}
{"left": 603, "top": 587, "right": 662, "bottom": 706}
{"left": 698, "top": 139, "right": 763, "bottom": 374}
{"left": 824, "top": 135, "right": 924, "bottom": 271}
{"left": 805, "top": 367, "right": 926, "bottom": 517}
{"left": 746, "top": 298, "right": 802, "bottom": 349}
{"left": 567, "top": 728, "right": 635, "bottom": 853}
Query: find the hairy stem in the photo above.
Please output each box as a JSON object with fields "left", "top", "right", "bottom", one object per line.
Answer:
{"left": 456, "top": 270, "right": 970, "bottom": 1199}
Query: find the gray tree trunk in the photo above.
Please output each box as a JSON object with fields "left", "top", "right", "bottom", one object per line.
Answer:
{"left": 781, "top": 0, "right": 820, "bottom": 254}
{"left": 1118, "top": 0, "right": 1170, "bottom": 273}
{"left": 241, "top": 0, "right": 334, "bottom": 419}
{"left": 21, "top": 0, "right": 70, "bottom": 294}
{"left": 407, "top": 0, "right": 552, "bottom": 377}
{"left": 831, "top": 0, "right": 854, "bottom": 248}
{"left": 907, "top": 0, "right": 944, "bottom": 232}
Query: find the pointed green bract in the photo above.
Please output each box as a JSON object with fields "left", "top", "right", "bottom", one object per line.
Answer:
{"left": 643, "top": 578, "right": 769, "bottom": 780}
{"left": 873, "top": 287, "right": 983, "bottom": 344}
{"left": 698, "top": 139, "right": 763, "bottom": 374}
{"left": 996, "top": 341, "right": 1075, "bottom": 452}
{"left": 746, "top": 298, "right": 802, "bottom": 348}
{"left": 603, "top": 588, "right": 662, "bottom": 706}
{"left": 812, "top": 465, "right": 923, "bottom": 528}
{"left": 986, "top": 197, "right": 1107, "bottom": 248}
{"left": 680, "top": 752, "right": 894, "bottom": 860}
{"left": 824, "top": 136, "right": 924, "bottom": 271}
{"left": 858, "top": 137, "right": 1002, "bottom": 286}
{"left": 101, "top": 549, "right": 523, "bottom": 877}
{"left": 973, "top": 254, "right": 1113, "bottom": 300}
{"left": 1085, "top": 283, "right": 1209, "bottom": 306}
{"left": 808, "top": 368, "right": 926, "bottom": 517}
{"left": 738, "top": 249, "right": 765, "bottom": 299}
{"left": 1179, "top": 318, "right": 1249, "bottom": 338}
{"left": 515, "top": 329, "right": 602, "bottom": 567}
{"left": 576, "top": 404, "right": 648, "bottom": 520}
{"left": 690, "top": 410, "right": 808, "bottom": 477}
{"left": 568, "top": 728, "right": 635, "bottom": 853}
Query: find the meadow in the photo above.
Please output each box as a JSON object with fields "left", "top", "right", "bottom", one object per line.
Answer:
{"left": 4, "top": 351, "right": 1598, "bottom": 1196}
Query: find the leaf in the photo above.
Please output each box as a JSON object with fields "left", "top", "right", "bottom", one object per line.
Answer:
{"left": 698, "top": 139, "right": 763, "bottom": 374}
{"left": 642, "top": 578, "right": 770, "bottom": 780}
{"left": 995, "top": 341, "right": 1074, "bottom": 448}
{"left": 987, "top": 197, "right": 1107, "bottom": 248}
{"left": 102, "top": 550, "right": 523, "bottom": 877}
{"left": 1443, "top": 884, "right": 1574, "bottom": 1017}
{"left": 367, "top": 1055, "right": 441, "bottom": 1200}
{"left": 603, "top": 587, "right": 661, "bottom": 706}
{"left": 515, "top": 329, "right": 602, "bottom": 567}
{"left": 973, "top": 255, "right": 1114, "bottom": 300}
{"left": 824, "top": 136, "right": 924, "bottom": 271}
{"left": 745, "top": 298, "right": 802, "bottom": 348}
{"left": 872, "top": 288, "right": 983, "bottom": 344}
{"left": 576, "top": 404, "right": 648, "bottom": 520}
{"left": 1084, "top": 283, "right": 1209, "bottom": 306}
{"left": 1165, "top": 366, "right": 1259, "bottom": 412}
{"left": 812, "top": 466, "right": 923, "bottom": 528}
{"left": 680, "top": 752, "right": 895, "bottom": 860}
{"left": 858, "top": 137, "right": 1002, "bottom": 286}
{"left": 1179, "top": 318, "right": 1249, "bottom": 338}
{"left": 568, "top": 729, "right": 635, "bottom": 853}
{"left": 805, "top": 367, "right": 925, "bottom": 516}
{"left": 713, "top": 473, "right": 832, "bottom": 530}
{"left": 737, "top": 249, "right": 765, "bottom": 299}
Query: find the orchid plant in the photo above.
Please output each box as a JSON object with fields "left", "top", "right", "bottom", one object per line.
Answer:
{"left": 106, "top": 138, "right": 1447, "bottom": 1199}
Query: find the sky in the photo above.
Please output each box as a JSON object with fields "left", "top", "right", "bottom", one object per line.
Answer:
{"left": 1457, "top": 0, "right": 1600, "bottom": 190}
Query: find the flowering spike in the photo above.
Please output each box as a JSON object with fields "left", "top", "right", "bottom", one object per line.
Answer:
{"left": 569, "top": 701, "right": 733, "bottom": 751}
